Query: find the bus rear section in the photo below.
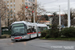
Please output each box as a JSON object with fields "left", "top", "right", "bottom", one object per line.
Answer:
{"left": 37, "top": 24, "right": 48, "bottom": 37}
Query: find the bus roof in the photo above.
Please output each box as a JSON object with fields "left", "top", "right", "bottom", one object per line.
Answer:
{"left": 37, "top": 24, "right": 47, "bottom": 27}
{"left": 11, "top": 21, "right": 47, "bottom": 27}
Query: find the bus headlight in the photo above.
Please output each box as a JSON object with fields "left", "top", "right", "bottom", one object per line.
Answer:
{"left": 24, "top": 36, "right": 25, "bottom": 38}
{"left": 22, "top": 36, "right": 25, "bottom": 38}
{"left": 11, "top": 37, "right": 14, "bottom": 39}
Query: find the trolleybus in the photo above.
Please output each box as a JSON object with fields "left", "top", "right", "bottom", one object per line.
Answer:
{"left": 10, "top": 21, "right": 47, "bottom": 42}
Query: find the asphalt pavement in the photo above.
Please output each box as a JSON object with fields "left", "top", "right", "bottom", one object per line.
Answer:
{"left": 0, "top": 38, "right": 75, "bottom": 50}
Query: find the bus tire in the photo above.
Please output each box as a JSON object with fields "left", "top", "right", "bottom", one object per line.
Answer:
{"left": 11, "top": 40, "right": 16, "bottom": 43}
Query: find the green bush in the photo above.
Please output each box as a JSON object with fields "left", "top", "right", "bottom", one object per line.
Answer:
{"left": 41, "top": 30, "right": 49, "bottom": 37}
{"left": 41, "top": 24, "right": 60, "bottom": 38}
{"left": 61, "top": 27, "right": 75, "bottom": 38}
{"left": 49, "top": 29, "right": 60, "bottom": 38}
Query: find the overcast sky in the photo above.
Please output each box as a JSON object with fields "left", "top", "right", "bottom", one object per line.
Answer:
{"left": 37, "top": 0, "right": 75, "bottom": 14}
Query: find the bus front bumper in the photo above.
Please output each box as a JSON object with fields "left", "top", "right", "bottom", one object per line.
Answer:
{"left": 11, "top": 35, "right": 30, "bottom": 41}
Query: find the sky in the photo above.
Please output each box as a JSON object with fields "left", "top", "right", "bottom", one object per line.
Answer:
{"left": 37, "top": 0, "right": 75, "bottom": 15}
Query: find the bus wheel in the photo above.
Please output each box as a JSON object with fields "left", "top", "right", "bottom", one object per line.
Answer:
{"left": 11, "top": 40, "right": 16, "bottom": 43}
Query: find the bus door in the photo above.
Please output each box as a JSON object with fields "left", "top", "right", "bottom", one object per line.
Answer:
{"left": 37, "top": 27, "right": 41, "bottom": 36}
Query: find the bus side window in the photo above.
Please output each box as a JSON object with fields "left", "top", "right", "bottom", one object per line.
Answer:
{"left": 32, "top": 27, "right": 36, "bottom": 32}
{"left": 38, "top": 27, "right": 41, "bottom": 32}
{"left": 27, "top": 29, "right": 31, "bottom": 33}
{"left": 27, "top": 26, "right": 32, "bottom": 33}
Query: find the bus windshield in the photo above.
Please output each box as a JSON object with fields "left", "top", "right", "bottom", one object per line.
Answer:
{"left": 11, "top": 23, "right": 27, "bottom": 36}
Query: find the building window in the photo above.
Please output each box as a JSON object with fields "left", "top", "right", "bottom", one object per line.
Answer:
{"left": 14, "top": 0, "right": 15, "bottom": 2}
{"left": 7, "top": 3, "right": 9, "bottom": 5}
{"left": 7, "top": 0, "right": 9, "bottom": 1}
{"left": 10, "top": 2, "right": 12, "bottom": 4}
{"left": 25, "top": 10, "right": 27, "bottom": 12}
{"left": 14, "top": 6, "right": 15, "bottom": 8}
{"left": 7, "top": 1, "right": 9, "bottom": 3}
{"left": 11, "top": 14, "right": 13, "bottom": 16}
{"left": 33, "top": 0, "right": 35, "bottom": 2}
{"left": 7, "top": 7, "right": 9, "bottom": 8}
{"left": 14, "top": 2, "right": 15, "bottom": 4}
{"left": 10, "top": 0, "right": 12, "bottom": 2}
{"left": 29, "top": 0, "right": 30, "bottom": 1}
{"left": 4, "top": 0, "right": 5, "bottom": 1}
{"left": 29, "top": 3, "right": 30, "bottom": 5}
{"left": 22, "top": 2, "right": 23, "bottom": 4}
{"left": 31, "top": 0, "right": 33, "bottom": 2}
{"left": 25, "top": 0, "right": 27, "bottom": 1}
{"left": 14, "top": 10, "right": 15, "bottom": 12}
{"left": 25, "top": 2, "right": 27, "bottom": 5}
{"left": 22, "top": 0, "right": 24, "bottom": 2}
{"left": 11, "top": 6, "right": 12, "bottom": 8}
{"left": 7, "top": 5, "right": 9, "bottom": 7}
{"left": 4, "top": 3, "right": 6, "bottom": 5}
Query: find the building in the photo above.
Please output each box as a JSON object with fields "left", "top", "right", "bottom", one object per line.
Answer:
{"left": 2, "top": 0, "right": 37, "bottom": 27}
{"left": 37, "top": 14, "right": 65, "bottom": 26}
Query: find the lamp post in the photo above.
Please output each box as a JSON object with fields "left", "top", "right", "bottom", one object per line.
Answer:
{"left": 68, "top": 0, "right": 71, "bottom": 27}
{"left": 0, "top": 3, "right": 1, "bottom": 36}
{"left": 14, "top": 14, "right": 15, "bottom": 22}
{"left": 8, "top": 15, "right": 9, "bottom": 27}
{"left": 0, "top": 10, "right": 1, "bottom": 36}
{"left": 59, "top": 5, "right": 61, "bottom": 31}
{"left": 32, "top": 4, "right": 35, "bottom": 23}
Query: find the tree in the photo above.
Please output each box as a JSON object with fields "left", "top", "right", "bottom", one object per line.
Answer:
{"left": 7, "top": 9, "right": 16, "bottom": 26}
{"left": 17, "top": 4, "right": 34, "bottom": 22}
{"left": 70, "top": 8, "right": 75, "bottom": 26}
{"left": 37, "top": 3, "right": 46, "bottom": 15}
{"left": 50, "top": 12, "right": 66, "bottom": 27}
{"left": 52, "top": 12, "right": 59, "bottom": 25}
{"left": 63, "top": 14, "right": 67, "bottom": 26}
{"left": 0, "top": 0, "right": 8, "bottom": 27}
{"left": 17, "top": 3, "right": 46, "bottom": 22}
{"left": 63, "top": 8, "right": 75, "bottom": 26}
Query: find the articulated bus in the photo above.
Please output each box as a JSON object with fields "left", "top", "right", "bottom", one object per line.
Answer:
{"left": 10, "top": 21, "right": 48, "bottom": 42}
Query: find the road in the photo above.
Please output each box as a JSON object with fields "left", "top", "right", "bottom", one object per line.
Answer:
{"left": 0, "top": 38, "right": 75, "bottom": 50}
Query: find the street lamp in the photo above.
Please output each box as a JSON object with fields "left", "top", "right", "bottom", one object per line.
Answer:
{"left": 68, "top": 0, "right": 71, "bottom": 27}
{"left": 14, "top": 14, "right": 15, "bottom": 22}
{"left": 59, "top": 5, "right": 61, "bottom": 31}
{"left": 0, "top": 10, "right": 1, "bottom": 36}
{"left": 32, "top": 4, "right": 35, "bottom": 23}
{"left": 0, "top": 3, "right": 1, "bottom": 36}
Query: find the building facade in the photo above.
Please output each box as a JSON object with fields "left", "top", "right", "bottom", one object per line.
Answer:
{"left": 2, "top": 0, "right": 37, "bottom": 27}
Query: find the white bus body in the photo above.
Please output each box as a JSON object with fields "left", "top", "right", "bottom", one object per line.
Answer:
{"left": 10, "top": 21, "right": 47, "bottom": 41}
